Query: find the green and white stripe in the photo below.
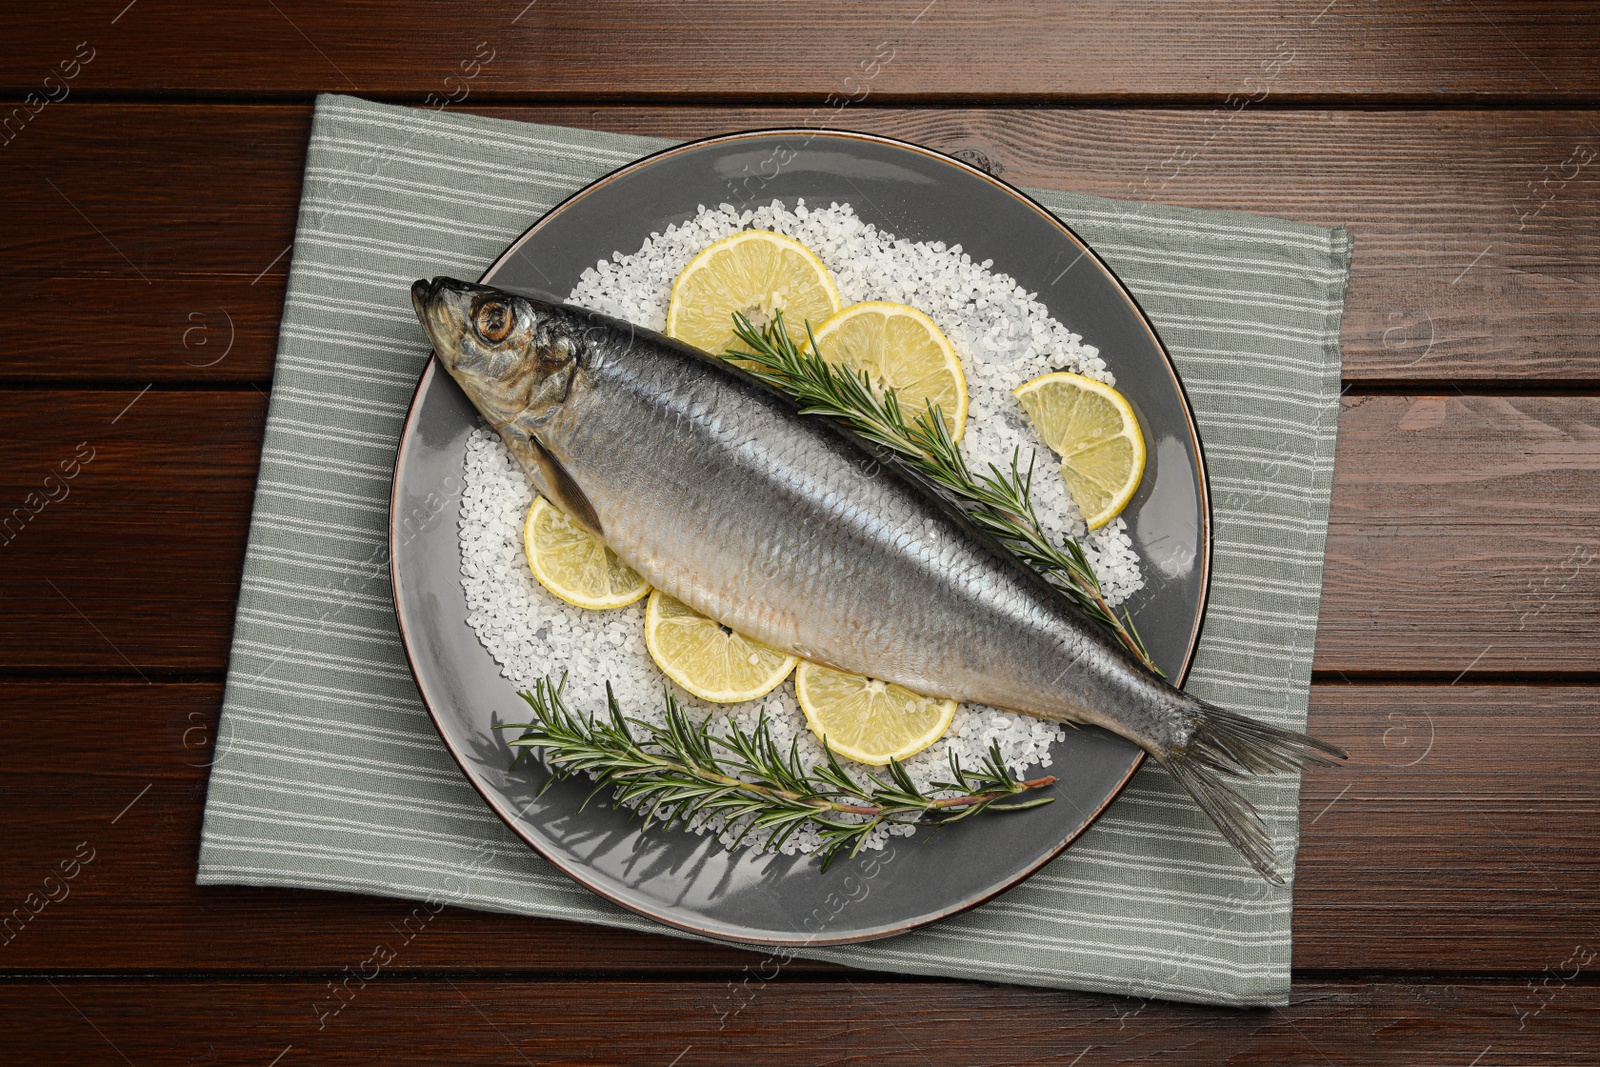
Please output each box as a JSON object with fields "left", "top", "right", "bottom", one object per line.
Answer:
{"left": 197, "top": 94, "right": 1350, "bottom": 1008}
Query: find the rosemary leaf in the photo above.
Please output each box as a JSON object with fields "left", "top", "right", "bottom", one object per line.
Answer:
{"left": 499, "top": 678, "right": 1056, "bottom": 870}
{"left": 726, "top": 310, "right": 1162, "bottom": 675}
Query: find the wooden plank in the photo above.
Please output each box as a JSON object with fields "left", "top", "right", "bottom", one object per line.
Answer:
{"left": 0, "top": 275, "right": 293, "bottom": 386}
{"left": 0, "top": 104, "right": 308, "bottom": 384}
{"left": 4, "top": 1, "right": 1598, "bottom": 100}
{"left": 4, "top": 977, "right": 1595, "bottom": 1064}
{"left": 3, "top": 104, "right": 1596, "bottom": 384}
{"left": 1294, "top": 684, "right": 1600, "bottom": 970}
{"left": 1315, "top": 394, "right": 1600, "bottom": 674}
{"left": 5, "top": 391, "right": 1598, "bottom": 673}
{"left": 2, "top": 679, "right": 1594, "bottom": 972}
{"left": 0, "top": 390, "right": 263, "bottom": 674}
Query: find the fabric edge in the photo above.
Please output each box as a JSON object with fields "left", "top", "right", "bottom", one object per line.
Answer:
{"left": 1272, "top": 222, "right": 1353, "bottom": 1000}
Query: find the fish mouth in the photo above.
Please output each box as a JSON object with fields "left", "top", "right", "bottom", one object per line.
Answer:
{"left": 411, "top": 277, "right": 478, "bottom": 354}
{"left": 411, "top": 276, "right": 474, "bottom": 318}
{"left": 410, "top": 277, "right": 439, "bottom": 317}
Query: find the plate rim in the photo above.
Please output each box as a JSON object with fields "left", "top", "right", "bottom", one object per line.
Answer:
{"left": 389, "top": 126, "right": 1214, "bottom": 946}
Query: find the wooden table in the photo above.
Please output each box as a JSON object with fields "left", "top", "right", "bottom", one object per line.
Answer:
{"left": 3, "top": 3, "right": 1597, "bottom": 1062}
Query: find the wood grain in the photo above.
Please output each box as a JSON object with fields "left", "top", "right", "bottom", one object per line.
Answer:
{"left": 4, "top": 977, "right": 1595, "bottom": 1064}
{"left": 3, "top": 105, "right": 1595, "bottom": 384}
{"left": 3, "top": 679, "right": 1593, "bottom": 973}
{"left": 1316, "top": 395, "right": 1600, "bottom": 674}
{"left": 5, "top": 1, "right": 1598, "bottom": 100}
{"left": 4, "top": 392, "right": 1597, "bottom": 674}
{"left": 0, "top": 390, "right": 262, "bottom": 674}
{"left": 1293, "top": 685, "right": 1600, "bottom": 969}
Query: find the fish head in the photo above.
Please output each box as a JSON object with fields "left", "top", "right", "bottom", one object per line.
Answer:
{"left": 410, "top": 276, "right": 581, "bottom": 429}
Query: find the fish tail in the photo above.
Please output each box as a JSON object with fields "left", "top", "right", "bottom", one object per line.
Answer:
{"left": 1154, "top": 697, "right": 1347, "bottom": 884}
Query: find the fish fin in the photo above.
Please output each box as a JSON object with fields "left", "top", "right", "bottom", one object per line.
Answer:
{"left": 528, "top": 435, "right": 604, "bottom": 537}
{"left": 1156, "top": 700, "right": 1347, "bottom": 884}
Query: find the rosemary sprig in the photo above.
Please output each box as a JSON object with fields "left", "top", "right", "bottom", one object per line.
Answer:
{"left": 727, "top": 311, "right": 1160, "bottom": 674}
{"left": 499, "top": 678, "right": 1056, "bottom": 870}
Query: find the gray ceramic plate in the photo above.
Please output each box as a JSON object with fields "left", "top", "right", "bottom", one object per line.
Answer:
{"left": 391, "top": 130, "right": 1211, "bottom": 946}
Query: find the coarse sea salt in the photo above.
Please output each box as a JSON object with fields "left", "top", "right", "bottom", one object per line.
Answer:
{"left": 458, "top": 200, "right": 1145, "bottom": 856}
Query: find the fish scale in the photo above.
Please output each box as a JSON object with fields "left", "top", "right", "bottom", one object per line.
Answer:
{"left": 411, "top": 276, "right": 1345, "bottom": 882}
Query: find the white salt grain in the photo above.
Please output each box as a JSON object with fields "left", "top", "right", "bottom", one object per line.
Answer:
{"left": 458, "top": 201, "right": 1145, "bottom": 856}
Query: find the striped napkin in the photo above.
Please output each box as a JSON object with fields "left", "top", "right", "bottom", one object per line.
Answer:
{"left": 197, "top": 94, "right": 1350, "bottom": 1007}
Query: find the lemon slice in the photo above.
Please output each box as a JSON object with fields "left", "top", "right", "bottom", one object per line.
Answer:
{"left": 793, "top": 660, "right": 957, "bottom": 766}
{"left": 522, "top": 497, "right": 650, "bottom": 610}
{"left": 1012, "top": 371, "right": 1147, "bottom": 531}
{"left": 643, "top": 590, "right": 797, "bottom": 703}
{"left": 808, "top": 301, "right": 969, "bottom": 441}
{"left": 666, "top": 230, "right": 842, "bottom": 357}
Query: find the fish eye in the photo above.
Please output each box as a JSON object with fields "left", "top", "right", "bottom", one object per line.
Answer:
{"left": 474, "top": 301, "right": 514, "bottom": 344}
